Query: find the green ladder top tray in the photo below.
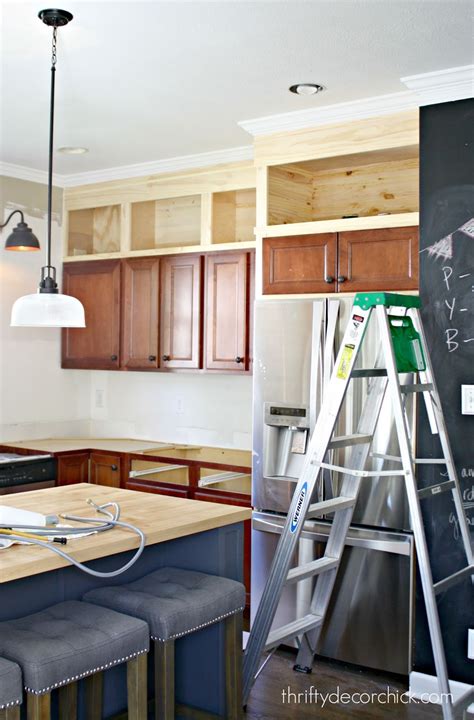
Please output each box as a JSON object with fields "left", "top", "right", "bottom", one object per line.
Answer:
{"left": 354, "top": 292, "right": 421, "bottom": 310}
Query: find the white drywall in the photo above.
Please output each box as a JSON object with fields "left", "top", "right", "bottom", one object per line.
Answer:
{"left": 0, "top": 176, "right": 90, "bottom": 441}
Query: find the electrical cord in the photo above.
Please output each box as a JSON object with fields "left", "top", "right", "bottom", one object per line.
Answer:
{"left": 0, "top": 499, "right": 146, "bottom": 578}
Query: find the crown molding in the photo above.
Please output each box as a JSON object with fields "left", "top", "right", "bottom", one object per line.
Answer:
{"left": 401, "top": 65, "right": 474, "bottom": 106}
{"left": 238, "top": 90, "right": 418, "bottom": 137}
{"left": 1, "top": 145, "right": 254, "bottom": 189}
{"left": 0, "top": 162, "right": 56, "bottom": 186}
{"left": 60, "top": 145, "right": 254, "bottom": 187}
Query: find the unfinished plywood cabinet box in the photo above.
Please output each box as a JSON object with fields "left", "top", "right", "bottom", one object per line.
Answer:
{"left": 267, "top": 147, "right": 419, "bottom": 226}
{"left": 131, "top": 195, "right": 202, "bottom": 250}
{"left": 67, "top": 205, "right": 121, "bottom": 256}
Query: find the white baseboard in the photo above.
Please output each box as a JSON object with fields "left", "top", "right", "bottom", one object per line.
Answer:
{"left": 409, "top": 671, "right": 474, "bottom": 713}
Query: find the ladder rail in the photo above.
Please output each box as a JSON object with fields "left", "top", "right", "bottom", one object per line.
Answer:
{"left": 242, "top": 303, "right": 373, "bottom": 703}
{"left": 376, "top": 305, "right": 453, "bottom": 719}
{"left": 412, "top": 308, "right": 473, "bottom": 567}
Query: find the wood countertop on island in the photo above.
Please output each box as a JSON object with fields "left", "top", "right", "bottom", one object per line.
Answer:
{"left": 0, "top": 483, "right": 251, "bottom": 584}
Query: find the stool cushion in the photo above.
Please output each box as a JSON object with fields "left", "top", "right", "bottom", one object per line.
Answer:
{"left": 0, "top": 657, "right": 22, "bottom": 710}
{"left": 84, "top": 567, "right": 245, "bottom": 641}
{"left": 0, "top": 601, "right": 149, "bottom": 695}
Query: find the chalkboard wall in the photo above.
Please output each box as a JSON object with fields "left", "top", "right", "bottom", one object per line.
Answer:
{"left": 417, "top": 98, "right": 474, "bottom": 684}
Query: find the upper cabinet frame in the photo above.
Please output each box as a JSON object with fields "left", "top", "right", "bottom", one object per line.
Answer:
{"left": 63, "top": 162, "right": 257, "bottom": 262}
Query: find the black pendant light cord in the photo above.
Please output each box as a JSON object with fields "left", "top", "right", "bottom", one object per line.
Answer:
{"left": 0, "top": 209, "right": 25, "bottom": 228}
{"left": 41, "top": 25, "right": 59, "bottom": 293}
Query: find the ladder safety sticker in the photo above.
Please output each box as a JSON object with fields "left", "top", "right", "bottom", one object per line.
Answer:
{"left": 432, "top": 486, "right": 442, "bottom": 495}
{"left": 349, "top": 314, "right": 365, "bottom": 341}
{"left": 290, "top": 482, "right": 307, "bottom": 533}
{"left": 336, "top": 344, "right": 355, "bottom": 379}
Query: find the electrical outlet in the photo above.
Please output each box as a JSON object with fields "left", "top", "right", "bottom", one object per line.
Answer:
{"left": 461, "top": 385, "right": 474, "bottom": 415}
{"left": 468, "top": 629, "right": 474, "bottom": 660}
{"left": 95, "top": 389, "right": 105, "bottom": 409}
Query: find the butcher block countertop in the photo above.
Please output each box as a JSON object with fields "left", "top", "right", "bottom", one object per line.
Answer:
{"left": 2, "top": 438, "right": 172, "bottom": 454}
{"left": 0, "top": 484, "right": 251, "bottom": 584}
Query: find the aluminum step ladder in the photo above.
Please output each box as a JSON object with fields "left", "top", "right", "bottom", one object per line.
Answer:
{"left": 243, "top": 292, "right": 474, "bottom": 720}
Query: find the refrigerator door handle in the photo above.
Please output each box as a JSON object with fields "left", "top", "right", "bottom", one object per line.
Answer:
{"left": 252, "top": 516, "right": 412, "bottom": 557}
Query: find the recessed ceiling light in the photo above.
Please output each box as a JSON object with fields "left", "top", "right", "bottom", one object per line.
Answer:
{"left": 58, "top": 146, "right": 89, "bottom": 155}
{"left": 289, "top": 83, "right": 324, "bottom": 96}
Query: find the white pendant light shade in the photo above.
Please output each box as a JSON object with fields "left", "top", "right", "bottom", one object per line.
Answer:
{"left": 11, "top": 292, "right": 86, "bottom": 328}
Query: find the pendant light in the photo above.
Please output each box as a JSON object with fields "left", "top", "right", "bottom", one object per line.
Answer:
{"left": 11, "top": 9, "right": 85, "bottom": 328}
{"left": 1, "top": 210, "right": 40, "bottom": 251}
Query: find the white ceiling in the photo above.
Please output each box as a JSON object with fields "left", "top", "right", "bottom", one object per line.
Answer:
{"left": 1, "top": 0, "right": 473, "bottom": 175}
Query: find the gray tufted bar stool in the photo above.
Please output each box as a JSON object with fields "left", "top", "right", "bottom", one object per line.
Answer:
{"left": 0, "top": 600, "right": 149, "bottom": 720}
{"left": 84, "top": 566, "right": 245, "bottom": 720}
{"left": 0, "top": 658, "right": 22, "bottom": 720}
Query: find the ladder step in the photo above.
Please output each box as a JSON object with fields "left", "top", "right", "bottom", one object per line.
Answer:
{"left": 265, "top": 614, "right": 323, "bottom": 651}
{"left": 418, "top": 480, "right": 455, "bottom": 499}
{"left": 286, "top": 557, "right": 339, "bottom": 584}
{"left": 351, "top": 368, "right": 387, "bottom": 378}
{"left": 307, "top": 496, "right": 355, "bottom": 517}
{"left": 434, "top": 565, "right": 474, "bottom": 595}
{"left": 328, "top": 434, "right": 373, "bottom": 449}
{"left": 400, "top": 383, "right": 433, "bottom": 394}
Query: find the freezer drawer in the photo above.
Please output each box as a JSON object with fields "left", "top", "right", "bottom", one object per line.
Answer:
{"left": 251, "top": 512, "right": 414, "bottom": 675}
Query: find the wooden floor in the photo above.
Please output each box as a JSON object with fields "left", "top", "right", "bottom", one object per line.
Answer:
{"left": 245, "top": 649, "right": 443, "bottom": 719}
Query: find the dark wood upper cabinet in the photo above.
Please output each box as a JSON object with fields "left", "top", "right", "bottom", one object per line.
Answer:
{"left": 62, "top": 260, "right": 121, "bottom": 369}
{"left": 122, "top": 257, "right": 160, "bottom": 369}
{"left": 263, "top": 233, "right": 337, "bottom": 294}
{"left": 206, "top": 252, "right": 248, "bottom": 371}
{"left": 337, "top": 226, "right": 419, "bottom": 292}
{"left": 160, "top": 254, "right": 202, "bottom": 369}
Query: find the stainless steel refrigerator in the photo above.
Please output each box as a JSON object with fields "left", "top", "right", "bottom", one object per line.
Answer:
{"left": 251, "top": 298, "right": 415, "bottom": 675}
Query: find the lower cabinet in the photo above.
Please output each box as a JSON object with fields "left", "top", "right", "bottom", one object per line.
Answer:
{"left": 90, "top": 452, "right": 122, "bottom": 487}
{"left": 57, "top": 452, "right": 90, "bottom": 485}
{"left": 126, "top": 479, "right": 189, "bottom": 498}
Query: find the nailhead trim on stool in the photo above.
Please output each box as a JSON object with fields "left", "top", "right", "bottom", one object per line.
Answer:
{"left": 24, "top": 648, "right": 148, "bottom": 695}
{"left": 0, "top": 657, "right": 22, "bottom": 710}
{"left": 151, "top": 607, "right": 245, "bottom": 642}
{"left": 0, "top": 601, "right": 149, "bottom": 696}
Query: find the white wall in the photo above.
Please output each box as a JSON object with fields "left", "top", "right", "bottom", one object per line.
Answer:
{"left": 89, "top": 370, "right": 253, "bottom": 450}
{"left": 0, "top": 176, "right": 90, "bottom": 441}
{"left": 0, "top": 176, "right": 253, "bottom": 450}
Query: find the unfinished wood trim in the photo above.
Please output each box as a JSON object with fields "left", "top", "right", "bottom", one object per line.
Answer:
{"left": 257, "top": 211, "right": 419, "bottom": 238}
{"left": 121, "top": 202, "right": 132, "bottom": 253}
{"left": 254, "top": 109, "right": 419, "bottom": 166}
{"left": 63, "top": 240, "right": 257, "bottom": 262}
{"left": 64, "top": 161, "right": 256, "bottom": 210}
{"left": 201, "top": 192, "right": 213, "bottom": 246}
{"left": 255, "top": 165, "right": 268, "bottom": 228}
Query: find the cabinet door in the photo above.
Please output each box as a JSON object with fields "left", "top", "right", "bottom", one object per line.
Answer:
{"left": 206, "top": 252, "right": 248, "bottom": 371}
{"left": 62, "top": 260, "right": 121, "bottom": 369}
{"left": 338, "top": 226, "right": 419, "bottom": 292}
{"left": 160, "top": 255, "right": 202, "bottom": 369}
{"left": 122, "top": 257, "right": 160, "bottom": 369}
{"left": 57, "top": 452, "right": 90, "bottom": 485}
{"left": 90, "top": 452, "right": 121, "bottom": 487}
{"left": 263, "top": 234, "right": 337, "bottom": 294}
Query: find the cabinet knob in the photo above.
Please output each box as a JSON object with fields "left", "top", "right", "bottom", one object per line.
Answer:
{"left": 148, "top": 355, "right": 157, "bottom": 362}
{"left": 111, "top": 464, "right": 118, "bottom": 471}
{"left": 162, "top": 355, "right": 170, "bottom": 362}
{"left": 235, "top": 356, "right": 244, "bottom": 364}
{"left": 325, "top": 276, "right": 335, "bottom": 284}
{"left": 111, "top": 354, "right": 118, "bottom": 361}
{"left": 337, "top": 275, "right": 347, "bottom": 283}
